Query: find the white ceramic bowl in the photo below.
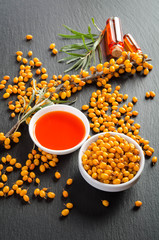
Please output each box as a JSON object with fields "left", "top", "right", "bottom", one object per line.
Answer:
{"left": 29, "top": 105, "right": 90, "bottom": 155}
{"left": 78, "top": 132, "right": 145, "bottom": 192}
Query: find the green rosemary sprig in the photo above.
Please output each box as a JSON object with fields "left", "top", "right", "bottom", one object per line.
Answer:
{"left": 58, "top": 18, "right": 105, "bottom": 72}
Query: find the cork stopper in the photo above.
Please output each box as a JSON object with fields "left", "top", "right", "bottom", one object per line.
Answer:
{"left": 112, "top": 46, "right": 123, "bottom": 58}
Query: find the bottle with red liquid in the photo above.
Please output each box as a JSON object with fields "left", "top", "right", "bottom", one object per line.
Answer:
{"left": 123, "top": 33, "right": 142, "bottom": 54}
{"left": 105, "top": 17, "right": 124, "bottom": 58}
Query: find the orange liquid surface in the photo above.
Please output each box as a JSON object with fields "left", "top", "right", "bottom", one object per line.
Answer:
{"left": 35, "top": 111, "right": 86, "bottom": 150}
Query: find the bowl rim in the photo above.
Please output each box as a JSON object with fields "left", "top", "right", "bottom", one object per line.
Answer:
{"left": 78, "top": 132, "right": 145, "bottom": 191}
{"left": 29, "top": 104, "right": 90, "bottom": 155}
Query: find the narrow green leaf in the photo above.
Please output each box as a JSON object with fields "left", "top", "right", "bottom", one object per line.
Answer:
{"left": 88, "top": 25, "right": 95, "bottom": 42}
{"left": 58, "top": 56, "right": 75, "bottom": 63}
{"left": 81, "top": 35, "right": 90, "bottom": 51}
{"left": 63, "top": 51, "right": 86, "bottom": 57}
{"left": 92, "top": 34, "right": 103, "bottom": 51}
{"left": 84, "top": 55, "right": 91, "bottom": 70}
{"left": 81, "top": 56, "right": 88, "bottom": 70}
{"left": 62, "top": 24, "right": 98, "bottom": 39}
{"left": 60, "top": 41, "right": 93, "bottom": 52}
{"left": 64, "top": 58, "right": 83, "bottom": 72}
{"left": 91, "top": 18, "right": 101, "bottom": 32}
{"left": 97, "top": 44, "right": 103, "bottom": 63}
{"left": 92, "top": 49, "right": 96, "bottom": 65}
{"left": 66, "top": 57, "right": 80, "bottom": 64}
{"left": 75, "top": 58, "right": 85, "bottom": 70}
{"left": 58, "top": 34, "right": 82, "bottom": 39}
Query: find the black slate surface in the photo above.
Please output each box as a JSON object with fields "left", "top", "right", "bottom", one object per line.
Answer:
{"left": 0, "top": 0, "right": 159, "bottom": 239}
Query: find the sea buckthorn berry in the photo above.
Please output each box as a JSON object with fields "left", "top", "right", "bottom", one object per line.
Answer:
{"left": 150, "top": 91, "right": 156, "bottom": 98}
{"left": 34, "top": 188, "right": 40, "bottom": 196}
{"left": 1, "top": 156, "right": 6, "bottom": 163}
{"left": 132, "top": 97, "right": 138, "bottom": 103}
{"left": 47, "top": 192, "right": 55, "bottom": 199}
{"left": 6, "top": 166, "right": 13, "bottom": 173}
{"left": 35, "top": 178, "right": 40, "bottom": 184}
{"left": 16, "top": 188, "right": 22, "bottom": 194}
{"left": 123, "top": 94, "right": 128, "bottom": 100}
{"left": 135, "top": 200, "right": 142, "bottom": 207}
{"left": 136, "top": 66, "right": 143, "bottom": 72}
{"left": 61, "top": 209, "right": 69, "bottom": 217}
{"left": 41, "top": 74, "right": 48, "bottom": 80}
{"left": 23, "top": 195, "right": 30, "bottom": 203}
{"left": 17, "top": 55, "right": 22, "bottom": 62}
{"left": 26, "top": 34, "right": 33, "bottom": 40}
{"left": 12, "top": 184, "right": 18, "bottom": 190}
{"left": 16, "top": 51, "right": 23, "bottom": 56}
{"left": 62, "top": 190, "right": 68, "bottom": 198}
{"left": 145, "top": 92, "right": 150, "bottom": 98}
{"left": 147, "top": 64, "right": 153, "bottom": 70}
{"left": 65, "top": 202, "right": 73, "bottom": 209}
{"left": 23, "top": 175, "right": 28, "bottom": 181}
{"left": 15, "top": 163, "right": 22, "bottom": 169}
{"left": 50, "top": 43, "right": 55, "bottom": 49}
{"left": 0, "top": 84, "right": 5, "bottom": 89}
{"left": 40, "top": 190, "right": 46, "bottom": 198}
{"left": 143, "top": 68, "right": 149, "bottom": 75}
{"left": 0, "top": 190, "right": 5, "bottom": 197}
{"left": 102, "top": 200, "right": 109, "bottom": 207}
{"left": 28, "top": 51, "right": 33, "bottom": 57}
{"left": 28, "top": 177, "right": 32, "bottom": 183}
{"left": 8, "top": 189, "right": 14, "bottom": 196}
{"left": 82, "top": 105, "right": 89, "bottom": 111}
{"left": 152, "top": 156, "right": 157, "bottom": 164}
{"left": 3, "top": 93, "right": 10, "bottom": 99}
{"left": 2, "top": 174, "right": 8, "bottom": 182}
{"left": 30, "top": 172, "right": 35, "bottom": 179}
{"left": 96, "top": 64, "right": 103, "bottom": 72}
{"left": 3, "top": 186, "right": 9, "bottom": 194}
{"left": 20, "top": 189, "right": 28, "bottom": 197}
{"left": 52, "top": 48, "right": 58, "bottom": 55}
{"left": 39, "top": 165, "right": 45, "bottom": 173}
{"left": 66, "top": 178, "right": 73, "bottom": 185}
{"left": 55, "top": 171, "right": 61, "bottom": 179}
{"left": 0, "top": 182, "right": 4, "bottom": 188}
{"left": 16, "top": 180, "right": 23, "bottom": 186}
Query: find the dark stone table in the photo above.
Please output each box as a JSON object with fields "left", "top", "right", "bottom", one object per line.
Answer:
{"left": 0, "top": 0, "right": 159, "bottom": 239}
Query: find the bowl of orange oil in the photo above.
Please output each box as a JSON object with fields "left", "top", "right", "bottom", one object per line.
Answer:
{"left": 29, "top": 105, "right": 90, "bottom": 155}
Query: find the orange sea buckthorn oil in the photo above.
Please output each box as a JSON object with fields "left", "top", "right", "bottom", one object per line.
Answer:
{"left": 124, "top": 33, "right": 142, "bottom": 54}
{"left": 35, "top": 111, "right": 86, "bottom": 150}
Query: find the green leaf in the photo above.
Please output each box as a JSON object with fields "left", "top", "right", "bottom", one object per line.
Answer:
{"left": 84, "top": 55, "right": 91, "bottom": 70}
{"left": 81, "top": 35, "right": 90, "bottom": 51}
{"left": 63, "top": 51, "right": 86, "bottom": 57}
{"left": 75, "top": 58, "right": 85, "bottom": 70}
{"left": 58, "top": 34, "right": 82, "bottom": 39}
{"left": 60, "top": 41, "right": 93, "bottom": 52}
{"left": 92, "top": 49, "right": 96, "bottom": 65}
{"left": 81, "top": 56, "right": 88, "bottom": 70}
{"left": 58, "top": 56, "right": 75, "bottom": 63}
{"left": 88, "top": 25, "right": 95, "bottom": 42}
{"left": 97, "top": 44, "right": 103, "bottom": 63}
{"left": 66, "top": 57, "right": 80, "bottom": 64}
{"left": 64, "top": 58, "right": 83, "bottom": 72}
{"left": 91, "top": 18, "right": 101, "bottom": 32}
{"left": 62, "top": 24, "right": 98, "bottom": 39}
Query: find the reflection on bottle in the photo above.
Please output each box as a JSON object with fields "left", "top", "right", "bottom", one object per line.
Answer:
{"left": 124, "top": 33, "right": 142, "bottom": 54}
